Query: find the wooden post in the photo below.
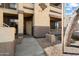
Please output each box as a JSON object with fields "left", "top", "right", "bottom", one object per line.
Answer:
{"left": 62, "top": 3, "right": 64, "bottom": 53}
{"left": 0, "top": 8, "right": 3, "bottom": 27}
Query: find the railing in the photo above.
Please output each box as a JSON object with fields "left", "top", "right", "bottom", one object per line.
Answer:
{"left": 50, "top": 3, "right": 61, "bottom": 9}
{"left": 23, "top": 3, "right": 34, "bottom": 14}
{"left": 3, "top": 23, "right": 10, "bottom": 27}
{"left": 49, "top": 12, "right": 61, "bottom": 19}
{"left": 50, "top": 6, "right": 62, "bottom": 14}
{"left": 23, "top": 3, "right": 34, "bottom": 10}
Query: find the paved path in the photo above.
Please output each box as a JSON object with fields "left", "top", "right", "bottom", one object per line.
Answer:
{"left": 43, "top": 41, "right": 79, "bottom": 56}
{"left": 64, "top": 41, "right": 79, "bottom": 56}
{"left": 15, "top": 37, "right": 45, "bottom": 56}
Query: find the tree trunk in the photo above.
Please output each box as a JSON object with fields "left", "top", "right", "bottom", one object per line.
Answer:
{"left": 64, "top": 13, "right": 78, "bottom": 47}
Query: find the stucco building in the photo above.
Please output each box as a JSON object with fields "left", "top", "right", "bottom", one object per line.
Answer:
{"left": 0, "top": 3, "right": 62, "bottom": 38}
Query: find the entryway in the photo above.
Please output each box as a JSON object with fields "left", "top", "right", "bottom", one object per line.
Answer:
{"left": 3, "top": 13, "right": 18, "bottom": 35}
{"left": 23, "top": 13, "right": 33, "bottom": 36}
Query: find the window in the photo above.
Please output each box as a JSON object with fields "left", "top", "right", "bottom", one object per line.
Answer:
{"left": 0, "top": 3, "right": 2, "bottom": 5}
{"left": 0, "top": 3, "right": 2, "bottom": 7}
{"left": 50, "top": 21, "right": 61, "bottom": 29}
{"left": 9, "top": 3, "right": 17, "bottom": 9}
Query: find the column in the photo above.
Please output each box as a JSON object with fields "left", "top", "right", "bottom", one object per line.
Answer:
{"left": 18, "top": 3, "right": 24, "bottom": 42}
{"left": 33, "top": 3, "right": 50, "bottom": 37}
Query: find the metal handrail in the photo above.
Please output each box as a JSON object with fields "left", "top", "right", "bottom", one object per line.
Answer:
{"left": 3, "top": 23, "right": 10, "bottom": 27}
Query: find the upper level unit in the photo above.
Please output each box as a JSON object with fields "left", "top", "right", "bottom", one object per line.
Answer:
{"left": 0, "top": 3, "right": 62, "bottom": 18}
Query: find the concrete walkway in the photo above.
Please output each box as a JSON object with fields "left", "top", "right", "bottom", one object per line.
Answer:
{"left": 15, "top": 36, "right": 45, "bottom": 56}
{"left": 64, "top": 41, "right": 79, "bottom": 56}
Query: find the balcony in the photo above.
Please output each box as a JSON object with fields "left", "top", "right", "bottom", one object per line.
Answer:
{"left": 0, "top": 27, "right": 15, "bottom": 55}
{"left": 49, "top": 12, "right": 61, "bottom": 19}
{"left": 50, "top": 3, "right": 62, "bottom": 14}
{"left": 23, "top": 3, "right": 34, "bottom": 10}
{"left": 50, "top": 3, "right": 61, "bottom": 9}
{"left": 23, "top": 3, "right": 34, "bottom": 14}
{"left": 50, "top": 6, "right": 62, "bottom": 14}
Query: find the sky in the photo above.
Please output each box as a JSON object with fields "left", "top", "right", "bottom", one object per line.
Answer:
{"left": 64, "top": 3, "right": 79, "bottom": 15}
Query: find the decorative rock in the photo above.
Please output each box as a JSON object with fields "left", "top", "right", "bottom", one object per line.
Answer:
{"left": 45, "top": 34, "right": 56, "bottom": 46}
{"left": 17, "top": 33, "right": 23, "bottom": 44}
{"left": 44, "top": 44, "right": 63, "bottom": 56}
{"left": 50, "top": 35, "right": 56, "bottom": 46}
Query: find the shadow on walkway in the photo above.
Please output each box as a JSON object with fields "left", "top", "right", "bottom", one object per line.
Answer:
{"left": 64, "top": 52, "right": 79, "bottom": 55}
{"left": 70, "top": 45, "right": 79, "bottom": 48}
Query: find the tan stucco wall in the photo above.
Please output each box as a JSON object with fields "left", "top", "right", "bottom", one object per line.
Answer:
{"left": 33, "top": 3, "right": 50, "bottom": 26}
{"left": 3, "top": 9, "right": 18, "bottom": 15}
{"left": 0, "top": 27, "right": 15, "bottom": 42}
{"left": 0, "top": 8, "right": 3, "bottom": 27}
{"left": 33, "top": 3, "right": 50, "bottom": 37}
{"left": 0, "top": 27, "right": 15, "bottom": 55}
{"left": 18, "top": 4, "right": 24, "bottom": 34}
{"left": 18, "top": 14, "right": 24, "bottom": 34}
{"left": 0, "top": 3, "right": 61, "bottom": 37}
